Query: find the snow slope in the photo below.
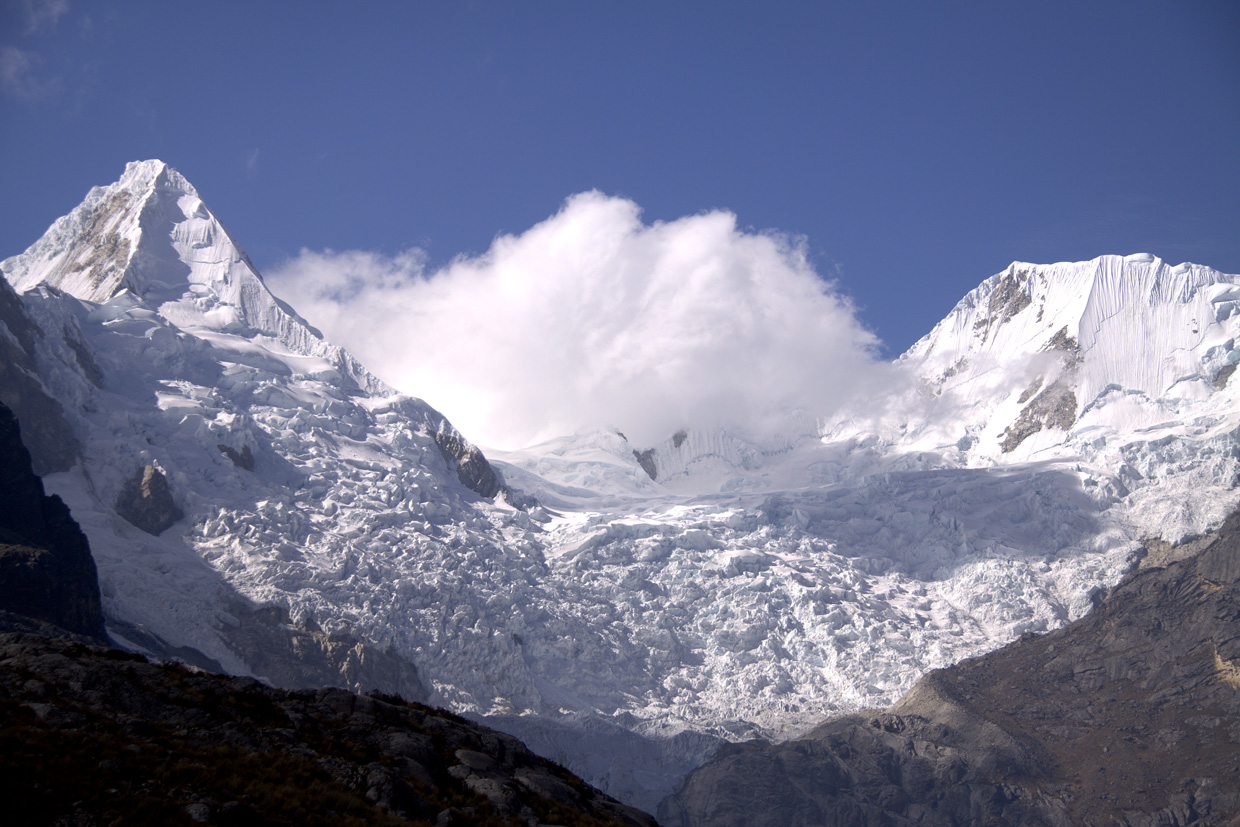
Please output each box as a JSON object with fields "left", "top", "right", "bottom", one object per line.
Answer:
{"left": 0, "top": 160, "right": 508, "bottom": 690}
{"left": 3, "top": 163, "right": 1239, "bottom": 811}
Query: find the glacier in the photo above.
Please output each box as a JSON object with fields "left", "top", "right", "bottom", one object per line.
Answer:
{"left": 3, "top": 161, "right": 1239, "bottom": 812}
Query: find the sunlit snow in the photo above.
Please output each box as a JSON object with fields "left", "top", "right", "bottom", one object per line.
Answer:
{"left": 3, "top": 161, "right": 1239, "bottom": 810}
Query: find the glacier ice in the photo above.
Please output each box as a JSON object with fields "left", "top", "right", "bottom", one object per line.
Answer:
{"left": 3, "top": 162, "right": 1239, "bottom": 810}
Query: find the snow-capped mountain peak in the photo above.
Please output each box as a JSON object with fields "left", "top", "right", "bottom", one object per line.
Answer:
{"left": 2, "top": 160, "right": 387, "bottom": 396}
{"left": 874, "top": 255, "right": 1238, "bottom": 480}
{"left": 0, "top": 162, "right": 505, "bottom": 701}
{"left": 909, "top": 254, "right": 1236, "bottom": 404}
{"left": 6, "top": 159, "right": 207, "bottom": 303}
{"left": 4, "top": 164, "right": 1239, "bottom": 813}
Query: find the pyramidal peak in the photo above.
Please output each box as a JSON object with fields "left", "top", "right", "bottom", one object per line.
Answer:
{"left": 1, "top": 160, "right": 386, "bottom": 395}
{"left": 4, "top": 159, "right": 201, "bottom": 303}
{"left": 0, "top": 161, "right": 507, "bottom": 708}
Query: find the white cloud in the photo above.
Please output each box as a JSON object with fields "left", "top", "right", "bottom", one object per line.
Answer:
{"left": 20, "top": 0, "right": 68, "bottom": 33}
{"left": 266, "top": 192, "right": 886, "bottom": 449}
{"left": 0, "top": 2, "right": 72, "bottom": 101}
{"left": 246, "top": 148, "right": 260, "bottom": 176}
{"left": 0, "top": 45, "right": 51, "bottom": 99}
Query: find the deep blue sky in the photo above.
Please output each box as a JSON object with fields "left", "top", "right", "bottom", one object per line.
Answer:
{"left": 2, "top": 0, "right": 1237, "bottom": 356}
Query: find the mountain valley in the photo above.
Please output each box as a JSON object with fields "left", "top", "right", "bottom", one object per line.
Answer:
{"left": 2, "top": 161, "right": 1239, "bottom": 819}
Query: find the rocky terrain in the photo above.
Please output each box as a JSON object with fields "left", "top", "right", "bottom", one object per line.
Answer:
{"left": 0, "top": 402, "right": 105, "bottom": 641}
{"left": 0, "top": 630, "right": 656, "bottom": 827}
{"left": 659, "top": 510, "right": 1240, "bottom": 826}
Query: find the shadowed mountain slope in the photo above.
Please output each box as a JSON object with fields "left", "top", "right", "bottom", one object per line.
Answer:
{"left": 0, "top": 402, "right": 105, "bottom": 641}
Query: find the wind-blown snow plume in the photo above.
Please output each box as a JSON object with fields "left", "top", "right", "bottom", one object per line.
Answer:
{"left": 266, "top": 192, "right": 883, "bottom": 448}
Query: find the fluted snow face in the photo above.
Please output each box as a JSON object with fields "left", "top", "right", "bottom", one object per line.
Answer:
{"left": 831, "top": 253, "right": 1240, "bottom": 541}
{"left": 3, "top": 160, "right": 181, "bottom": 302}
{"left": 906, "top": 254, "right": 1237, "bottom": 412}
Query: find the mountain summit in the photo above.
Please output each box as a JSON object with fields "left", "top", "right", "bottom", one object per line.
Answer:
{"left": 836, "top": 254, "right": 1240, "bottom": 542}
{"left": 6, "top": 160, "right": 197, "bottom": 303}
{"left": 0, "top": 160, "right": 501, "bottom": 701}
{"left": 3, "top": 159, "right": 383, "bottom": 395}
{"left": 903, "top": 254, "right": 1238, "bottom": 458}
{"left": 2, "top": 163, "right": 1239, "bottom": 812}
{"left": 912, "top": 254, "right": 1236, "bottom": 404}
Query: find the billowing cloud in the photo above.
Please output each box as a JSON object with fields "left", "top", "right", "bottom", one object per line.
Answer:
{"left": 265, "top": 192, "right": 886, "bottom": 449}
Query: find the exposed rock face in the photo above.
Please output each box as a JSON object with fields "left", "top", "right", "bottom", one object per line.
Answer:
{"left": 114, "top": 464, "right": 184, "bottom": 535}
{"left": 999, "top": 324, "right": 1082, "bottom": 453}
{"left": 0, "top": 278, "right": 79, "bottom": 475}
{"left": 432, "top": 426, "right": 501, "bottom": 499}
{"left": 661, "top": 509, "right": 1240, "bottom": 826}
{"left": 999, "top": 377, "right": 1078, "bottom": 453}
{"left": 972, "top": 268, "right": 1032, "bottom": 339}
{"left": 0, "top": 631, "right": 655, "bottom": 826}
{"left": 633, "top": 448, "right": 658, "bottom": 481}
{"left": 0, "top": 403, "right": 106, "bottom": 641}
{"left": 216, "top": 442, "right": 254, "bottom": 471}
{"left": 226, "top": 604, "right": 430, "bottom": 703}
{"left": 1216, "top": 362, "right": 1237, "bottom": 388}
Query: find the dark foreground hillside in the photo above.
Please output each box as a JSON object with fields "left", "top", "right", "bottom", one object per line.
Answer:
{"left": 0, "top": 626, "right": 656, "bottom": 827}
{"left": 661, "top": 512, "right": 1240, "bottom": 827}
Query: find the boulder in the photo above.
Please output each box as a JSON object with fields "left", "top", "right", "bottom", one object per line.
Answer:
{"left": 115, "top": 464, "right": 183, "bottom": 535}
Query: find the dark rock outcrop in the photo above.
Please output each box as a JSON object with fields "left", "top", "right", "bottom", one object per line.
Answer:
{"left": 0, "top": 631, "right": 656, "bottom": 826}
{"left": 111, "top": 602, "right": 434, "bottom": 707}
{"left": 661, "top": 510, "right": 1240, "bottom": 826}
{"left": 999, "top": 377, "right": 1077, "bottom": 453}
{"left": 432, "top": 426, "right": 501, "bottom": 499}
{"left": 216, "top": 442, "right": 255, "bottom": 471}
{"left": 634, "top": 448, "right": 658, "bottom": 481}
{"left": 227, "top": 604, "right": 430, "bottom": 703}
{"left": 0, "top": 403, "right": 106, "bottom": 641}
{"left": 115, "top": 463, "right": 184, "bottom": 535}
{"left": 973, "top": 268, "right": 1032, "bottom": 339}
